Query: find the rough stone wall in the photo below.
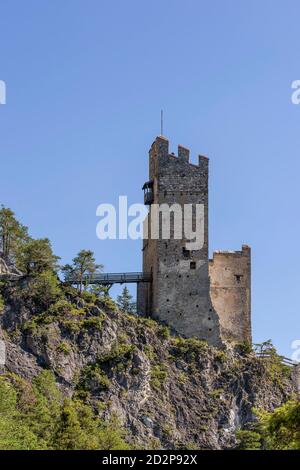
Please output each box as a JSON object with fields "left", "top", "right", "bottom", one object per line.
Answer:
{"left": 139, "top": 136, "right": 221, "bottom": 346}
{"left": 209, "top": 246, "right": 251, "bottom": 343}
{"left": 138, "top": 137, "right": 252, "bottom": 346}
{"left": 137, "top": 215, "right": 156, "bottom": 316}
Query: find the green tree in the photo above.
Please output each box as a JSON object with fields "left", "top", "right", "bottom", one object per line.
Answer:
{"left": 53, "top": 398, "right": 130, "bottom": 450}
{"left": 17, "top": 238, "right": 60, "bottom": 275}
{"left": 236, "top": 429, "right": 262, "bottom": 450}
{"left": 0, "top": 370, "right": 130, "bottom": 450}
{"left": 0, "top": 206, "right": 29, "bottom": 261}
{"left": 15, "top": 370, "right": 61, "bottom": 446}
{"left": 53, "top": 398, "right": 88, "bottom": 450}
{"left": 62, "top": 250, "right": 103, "bottom": 294}
{"left": 256, "top": 400, "right": 300, "bottom": 450}
{"left": 254, "top": 340, "right": 277, "bottom": 356}
{"left": 90, "top": 284, "right": 110, "bottom": 297}
{"left": 30, "top": 271, "right": 61, "bottom": 309}
{"left": 117, "top": 286, "right": 136, "bottom": 314}
{"left": 0, "top": 377, "right": 42, "bottom": 449}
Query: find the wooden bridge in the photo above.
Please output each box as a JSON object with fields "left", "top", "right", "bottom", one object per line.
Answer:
{"left": 64, "top": 272, "right": 152, "bottom": 287}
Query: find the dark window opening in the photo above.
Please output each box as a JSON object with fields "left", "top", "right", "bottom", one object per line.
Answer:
{"left": 235, "top": 274, "right": 243, "bottom": 283}
{"left": 182, "top": 247, "right": 190, "bottom": 259}
{"left": 190, "top": 261, "right": 196, "bottom": 269}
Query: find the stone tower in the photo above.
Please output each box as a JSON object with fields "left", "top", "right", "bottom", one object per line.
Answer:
{"left": 137, "top": 136, "right": 251, "bottom": 346}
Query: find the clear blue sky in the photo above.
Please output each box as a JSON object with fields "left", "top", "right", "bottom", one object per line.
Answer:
{"left": 1, "top": 0, "right": 299, "bottom": 357}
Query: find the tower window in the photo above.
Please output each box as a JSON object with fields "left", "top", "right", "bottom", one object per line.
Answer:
{"left": 235, "top": 274, "right": 243, "bottom": 283}
{"left": 190, "top": 261, "right": 196, "bottom": 269}
{"left": 182, "top": 247, "right": 190, "bottom": 259}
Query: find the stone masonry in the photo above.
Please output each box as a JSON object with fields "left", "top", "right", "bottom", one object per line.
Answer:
{"left": 137, "top": 136, "right": 251, "bottom": 346}
{"left": 209, "top": 246, "right": 251, "bottom": 343}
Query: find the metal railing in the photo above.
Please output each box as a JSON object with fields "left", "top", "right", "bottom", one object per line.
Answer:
{"left": 65, "top": 272, "right": 152, "bottom": 285}
{"left": 256, "top": 352, "right": 298, "bottom": 367}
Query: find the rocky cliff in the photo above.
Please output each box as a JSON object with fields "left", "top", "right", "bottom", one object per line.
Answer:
{"left": 0, "top": 278, "right": 297, "bottom": 450}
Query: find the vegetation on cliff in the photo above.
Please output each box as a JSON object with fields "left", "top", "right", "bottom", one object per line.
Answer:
{"left": 0, "top": 206, "right": 299, "bottom": 450}
{"left": 237, "top": 400, "right": 300, "bottom": 450}
{"left": 0, "top": 370, "right": 129, "bottom": 450}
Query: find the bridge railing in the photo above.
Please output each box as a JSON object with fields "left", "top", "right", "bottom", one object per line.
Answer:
{"left": 65, "top": 272, "right": 152, "bottom": 285}
{"left": 255, "top": 352, "right": 298, "bottom": 367}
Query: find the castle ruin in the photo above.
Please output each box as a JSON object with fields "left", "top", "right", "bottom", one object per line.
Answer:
{"left": 137, "top": 136, "right": 251, "bottom": 346}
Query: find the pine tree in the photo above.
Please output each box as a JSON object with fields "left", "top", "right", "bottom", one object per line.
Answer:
{"left": 62, "top": 250, "right": 103, "bottom": 294}
{"left": 16, "top": 238, "right": 60, "bottom": 275}
{"left": 53, "top": 398, "right": 86, "bottom": 450}
{"left": 117, "top": 286, "right": 136, "bottom": 314}
{"left": 0, "top": 206, "right": 29, "bottom": 261}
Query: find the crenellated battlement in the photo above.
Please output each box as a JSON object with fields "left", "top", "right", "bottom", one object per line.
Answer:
{"left": 150, "top": 136, "right": 208, "bottom": 168}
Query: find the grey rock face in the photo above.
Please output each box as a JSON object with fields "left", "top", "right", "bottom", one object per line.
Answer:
{"left": 0, "top": 280, "right": 296, "bottom": 450}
